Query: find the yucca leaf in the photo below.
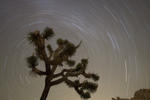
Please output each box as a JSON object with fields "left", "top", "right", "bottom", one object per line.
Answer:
{"left": 42, "top": 27, "right": 54, "bottom": 40}
{"left": 81, "top": 58, "right": 88, "bottom": 65}
{"left": 81, "top": 81, "right": 98, "bottom": 93}
{"left": 62, "top": 42, "right": 76, "bottom": 56}
{"left": 27, "top": 31, "right": 39, "bottom": 45}
{"left": 66, "top": 59, "right": 75, "bottom": 67}
{"left": 81, "top": 58, "right": 88, "bottom": 70}
{"left": 57, "top": 38, "right": 64, "bottom": 46}
{"left": 75, "top": 86, "right": 91, "bottom": 99}
{"left": 91, "top": 73, "right": 99, "bottom": 81}
{"left": 47, "top": 44, "right": 53, "bottom": 53}
{"left": 80, "top": 92, "right": 91, "bottom": 99}
{"left": 75, "top": 63, "right": 82, "bottom": 71}
{"left": 26, "top": 55, "right": 38, "bottom": 68}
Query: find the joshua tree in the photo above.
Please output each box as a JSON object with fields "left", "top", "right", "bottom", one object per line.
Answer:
{"left": 26, "top": 27, "right": 99, "bottom": 100}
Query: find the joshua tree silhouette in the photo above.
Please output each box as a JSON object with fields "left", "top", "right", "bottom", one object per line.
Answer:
{"left": 26, "top": 27, "right": 99, "bottom": 100}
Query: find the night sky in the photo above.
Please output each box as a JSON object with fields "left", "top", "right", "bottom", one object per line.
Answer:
{"left": 0, "top": 0, "right": 150, "bottom": 100}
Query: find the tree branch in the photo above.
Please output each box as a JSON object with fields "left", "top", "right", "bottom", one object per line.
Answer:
{"left": 53, "top": 68, "right": 80, "bottom": 78}
{"left": 51, "top": 65, "right": 57, "bottom": 74}
{"left": 31, "top": 32, "right": 51, "bottom": 74}
{"left": 66, "top": 71, "right": 82, "bottom": 77}
{"left": 53, "top": 71, "right": 64, "bottom": 78}
{"left": 50, "top": 77, "right": 66, "bottom": 86}
{"left": 75, "top": 41, "right": 82, "bottom": 49}
{"left": 32, "top": 68, "right": 47, "bottom": 76}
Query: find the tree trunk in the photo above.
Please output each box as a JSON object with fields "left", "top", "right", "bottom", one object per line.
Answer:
{"left": 40, "top": 77, "right": 51, "bottom": 100}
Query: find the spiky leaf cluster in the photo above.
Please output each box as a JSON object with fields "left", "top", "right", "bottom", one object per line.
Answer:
{"left": 64, "top": 58, "right": 99, "bottom": 99}
{"left": 81, "top": 58, "right": 88, "bottom": 65}
{"left": 47, "top": 44, "right": 53, "bottom": 53}
{"left": 27, "top": 55, "right": 38, "bottom": 68}
{"left": 56, "top": 38, "right": 77, "bottom": 57}
{"left": 57, "top": 38, "right": 65, "bottom": 46}
{"left": 66, "top": 59, "right": 75, "bottom": 66}
{"left": 27, "top": 31, "right": 40, "bottom": 45}
{"left": 81, "top": 81, "right": 98, "bottom": 93}
{"left": 74, "top": 58, "right": 88, "bottom": 72}
{"left": 63, "top": 42, "right": 76, "bottom": 56}
{"left": 65, "top": 79, "right": 98, "bottom": 99}
{"left": 27, "top": 27, "right": 55, "bottom": 47}
{"left": 90, "top": 73, "right": 99, "bottom": 81}
{"left": 76, "top": 81, "right": 97, "bottom": 98}
{"left": 81, "top": 92, "right": 90, "bottom": 99}
{"left": 42, "top": 27, "right": 54, "bottom": 40}
{"left": 76, "top": 88, "right": 91, "bottom": 99}
{"left": 75, "top": 63, "right": 82, "bottom": 71}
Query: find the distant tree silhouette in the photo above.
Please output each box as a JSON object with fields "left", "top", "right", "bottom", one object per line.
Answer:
{"left": 112, "top": 89, "right": 150, "bottom": 100}
{"left": 26, "top": 27, "right": 99, "bottom": 100}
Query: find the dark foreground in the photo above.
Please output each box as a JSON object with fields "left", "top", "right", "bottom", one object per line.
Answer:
{"left": 112, "top": 89, "right": 150, "bottom": 100}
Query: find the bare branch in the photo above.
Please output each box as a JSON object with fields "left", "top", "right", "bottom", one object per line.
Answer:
{"left": 47, "top": 44, "right": 53, "bottom": 59}
{"left": 66, "top": 70, "right": 84, "bottom": 77}
{"left": 75, "top": 41, "right": 82, "bottom": 49}
{"left": 52, "top": 68, "right": 77, "bottom": 79}
{"left": 32, "top": 68, "right": 47, "bottom": 76}
{"left": 51, "top": 65, "right": 57, "bottom": 74}
{"left": 50, "top": 77, "right": 66, "bottom": 86}
{"left": 53, "top": 71, "right": 64, "bottom": 78}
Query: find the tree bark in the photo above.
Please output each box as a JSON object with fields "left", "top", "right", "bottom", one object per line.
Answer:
{"left": 40, "top": 77, "right": 51, "bottom": 100}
